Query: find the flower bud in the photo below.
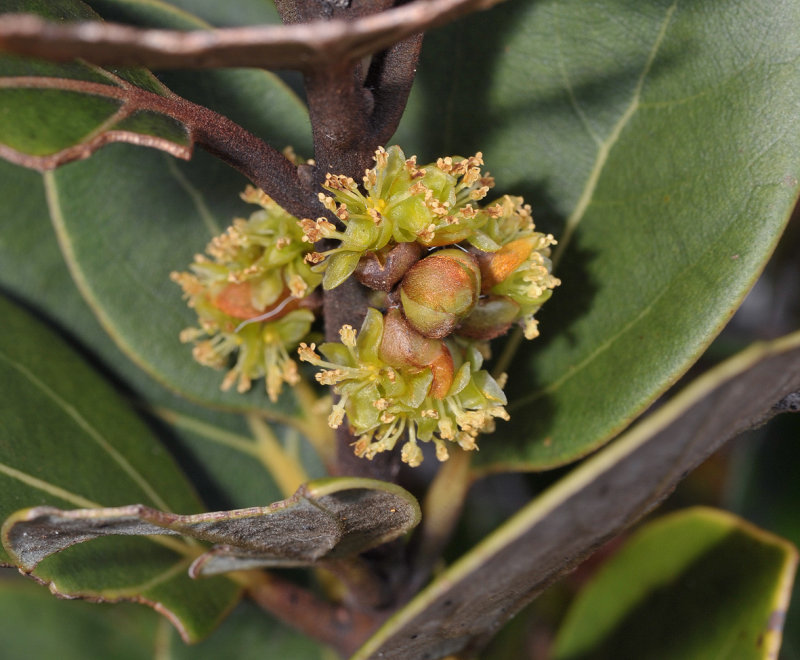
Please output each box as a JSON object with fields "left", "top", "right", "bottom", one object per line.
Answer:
{"left": 379, "top": 308, "right": 454, "bottom": 398}
{"left": 399, "top": 249, "right": 481, "bottom": 338}
{"left": 214, "top": 282, "right": 301, "bottom": 321}
{"left": 354, "top": 241, "right": 423, "bottom": 291}
{"left": 472, "top": 238, "right": 533, "bottom": 292}
{"left": 457, "top": 295, "right": 520, "bottom": 340}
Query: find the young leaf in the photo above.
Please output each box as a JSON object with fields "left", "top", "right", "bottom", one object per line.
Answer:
{"left": 0, "top": 292, "right": 240, "bottom": 641}
{"left": 3, "top": 477, "right": 421, "bottom": 576}
{"left": 398, "top": 0, "right": 800, "bottom": 470}
{"left": 352, "top": 330, "right": 800, "bottom": 659}
{"left": 552, "top": 508, "right": 797, "bottom": 660}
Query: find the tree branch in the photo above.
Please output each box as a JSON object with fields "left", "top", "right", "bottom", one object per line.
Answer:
{"left": 366, "top": 32, "right": 425, "bottom": 148}
{"left": 0, "top": 75, "right": 320, "bottom": 218}
{"left": 244, "top": 571, "right": 380, "bottom": 657}
{"left": 0, "top": 0, "right": 504, "bottom": 72}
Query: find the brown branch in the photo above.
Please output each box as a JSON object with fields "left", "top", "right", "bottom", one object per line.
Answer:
{"left": 366, "top": 32, "right": 425, "bottom": 148}
{"left": 0, "top": 76, "right": 320, "bottom": 218}
{"left": 0, "top": 0, "right": 504, "bottom": 72}
{"left": 244, "top": 571, "right": 381, "bottom": 657}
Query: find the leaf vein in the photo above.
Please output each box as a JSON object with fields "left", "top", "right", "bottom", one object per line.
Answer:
{"left": 551, "top": 0, "right": 679, "bottom": 270}
{"left": 0, "top": 326, "right": 172, "bottom": 513}
{"left": 0, "top": 459, "right": 99, "bottom": 509}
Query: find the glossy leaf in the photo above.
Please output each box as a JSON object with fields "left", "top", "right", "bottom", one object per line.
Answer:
{"left": 353, "top": 330, "right": 800, "bottom": 659}
{"left": 0, "top": 293, "right": 240, "bottom": 641}
{"left": 3, "top": 477, "right": 421, "bottom": 576}
{"left": 552, "top": 508, "right": 797, "bottom": 660}
{"left": 397, "top": 0, "right": 800, "bottom": 469}
{"left": 0, "top": 0, "right": 193, "bottom": 169}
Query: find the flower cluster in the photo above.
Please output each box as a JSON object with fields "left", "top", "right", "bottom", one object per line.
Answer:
{"left": 171, "top": 186, "right": 321, "bottom": 402}
{"left": 298, "top": 308, "right": 508, "bottom": 467}
{"left": 300, "top": 145, "right": 497, "bottom": 289}
{"left": 173, "top": 146, "right": 560, "bottom": 467}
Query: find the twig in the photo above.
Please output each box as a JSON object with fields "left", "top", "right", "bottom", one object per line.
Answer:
{"left": 0, "top": 0, "right": 505, "bottom": 71}
{"left": 0, "top": 76, "right": 320, "bottom": 218}
{"left": 242, "top": 570, "right": 380, "bottom": 657}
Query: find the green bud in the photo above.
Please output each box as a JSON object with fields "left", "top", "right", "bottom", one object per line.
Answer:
{"left": 399, "top": 249, "right": 481, "bottom": 338}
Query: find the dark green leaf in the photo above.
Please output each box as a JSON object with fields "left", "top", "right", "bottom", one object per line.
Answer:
{"left": 169, "top": 600, "right": 324, "bottom": 660}
{"left": 0, "top": 577, "right": 157, "bottom": 660}
{"left": 0, "top": 575, "right": 324, "bottom": 660}
{"left": 0, "top": 293, "right": 240, "bottom": 641}
{"left": 0, "top": 0, "right": 193, "bottom": 168}
{"left": 3, "top": 477, "right": 420, "bottom": 576}
{"left": 353, "top": 330, "right": 800, "bottom": 659}
{"left": 552, "top": 508, "right": 797, "bottom": 660}
{"left": 42, "top": 146, "right": 312, "bottom": 414}
{"left": 398, "top": 0, "right": 800, "bottom": 469}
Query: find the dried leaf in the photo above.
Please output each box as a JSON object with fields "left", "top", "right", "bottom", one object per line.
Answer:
{"left": 2, "top": 477, "right": 420, "bottom": 576}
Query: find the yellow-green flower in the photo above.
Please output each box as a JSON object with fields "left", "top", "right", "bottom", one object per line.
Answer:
{"left": 298, "top": 308, "right": 508, "bottom": 467}
{"left": 301, "top": 145, "right": 498, "bottom": 289}
{"left": 470, "top": 195, "right": 561, "bottom": 339}
{"left": 171, "top": 186, "right": 321, "bottom": 401}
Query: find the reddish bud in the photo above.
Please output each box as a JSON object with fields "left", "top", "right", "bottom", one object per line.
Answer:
{"left": 473, "top": 238, "right": 534, "bottom": 292}
{"left": 214, "top": 282, "right": 299, "bottom": 321}
{"left": 399, "top": 249, "right": 481, "bottom": 338}
{"left": 379, "top": 308, "right": 454, "bottom": 399}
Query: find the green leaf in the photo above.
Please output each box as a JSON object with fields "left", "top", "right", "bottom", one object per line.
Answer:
{"left": 42, "top": 148, "right": 305, "bottom": 414}
{"left": 0, "top": 577, "right": 324, "bottom": 660}
{"left": 0, "top": 154, "right": 331, "bottom": 518}
{"left": 398, "top": 0, "right": 800, "bottom": 469}
{"left": 3, "top": 477, "right": 421, "bottom": 576}
{"left": 0, "top": 292, "right": 240, "bottom": 641}
{"left": 352, "top": 330, "right": 800, "bottom": 659}
{"left": 168, "top": 600, "right": 324, "bottom": 660}
{"left": 552, "top": 507, "right": 798, "bottom": 660}
{"left": 0, "top": 0, "right": 314, "bottom": 414}
{"left": 0, "top": 0, "right": 313, "bottom": 413}
{"left": 0, "top": 577, "right": 157, "bottom": 660}
{"left": 727, "top": 413, "right": 800, "bottom": 657}
{"left": 0, "top": 0, "right": 194, "bottom": 168}
{"left": 87, "top": 0, "right": 281, "bottom": 28}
